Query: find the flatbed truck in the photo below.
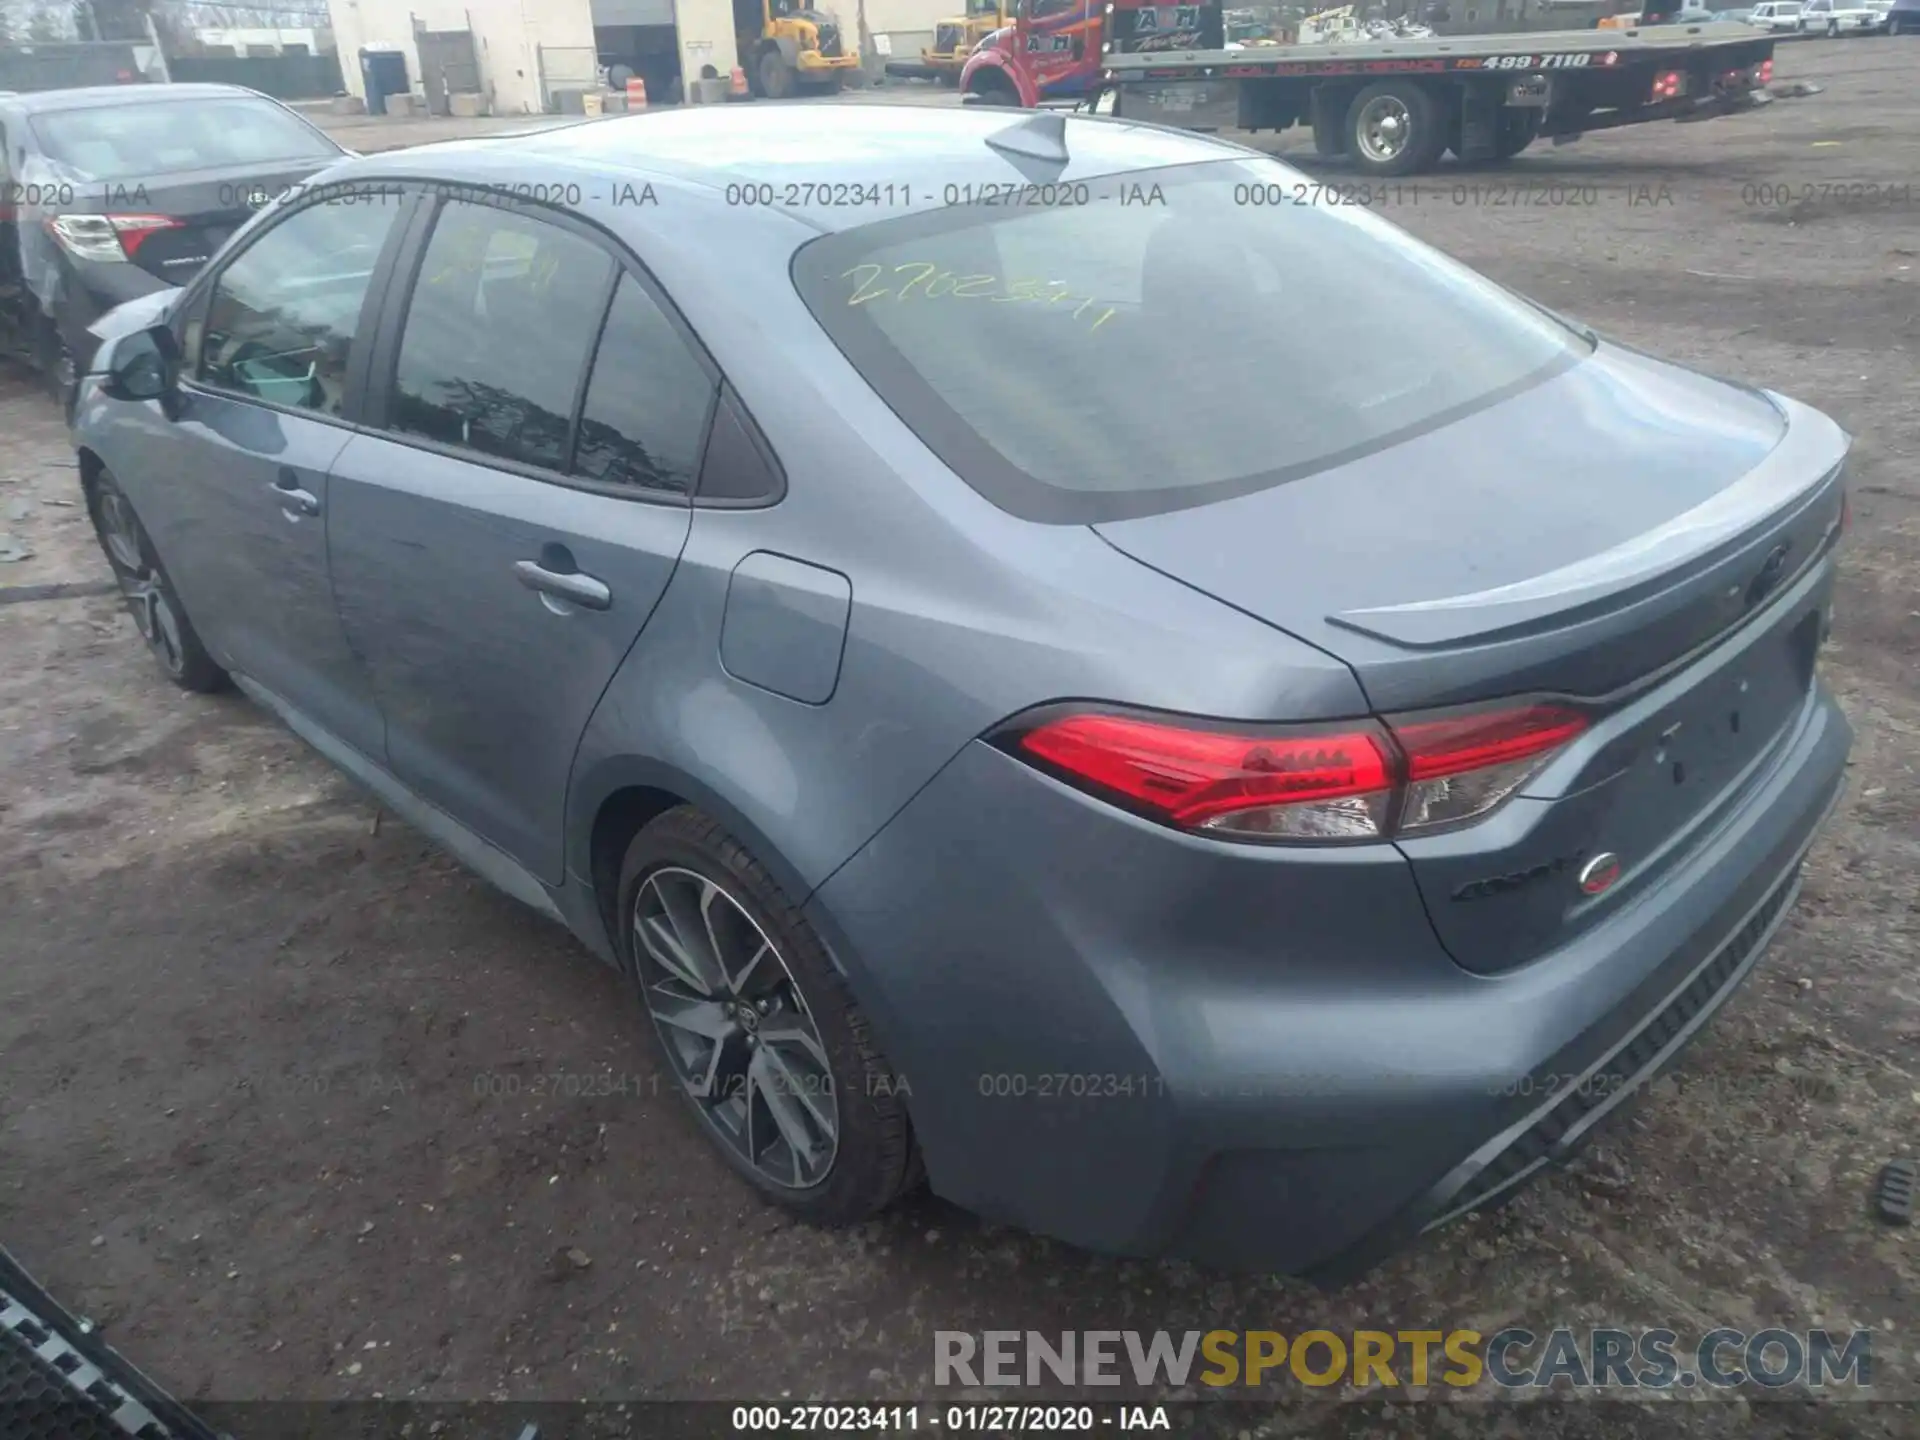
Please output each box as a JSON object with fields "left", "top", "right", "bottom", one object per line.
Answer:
{"left": 961, "top": 1, "right": 1782, "bottom": 174}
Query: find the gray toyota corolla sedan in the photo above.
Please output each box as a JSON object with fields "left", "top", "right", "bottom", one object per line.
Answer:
{"left": 70, "top": 104, "right": 1852, "bottom": 1276}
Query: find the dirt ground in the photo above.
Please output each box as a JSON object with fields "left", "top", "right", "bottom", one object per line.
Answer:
{"left": 2, "top": 38, "right": 1918, "bottom": 1436}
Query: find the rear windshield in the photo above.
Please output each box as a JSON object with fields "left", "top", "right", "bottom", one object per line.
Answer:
{"left": 792, "top": 158, "right": 1591, "bottom": 523}
{"left": 30, "top": 97, "right": 337, "bottom": 181}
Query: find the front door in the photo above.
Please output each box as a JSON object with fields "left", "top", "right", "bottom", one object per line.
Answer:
{"left": 114, "top": 193, "right": 408, "bottom": 760}
{"left": 327, "top": 194, "right": 717, "bottom": 883}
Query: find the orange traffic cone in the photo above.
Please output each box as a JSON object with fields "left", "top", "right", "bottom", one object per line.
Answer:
{"left": 625, "top": 74, "right": 648, "bottom": 109}
{"left": 729, "top": 65, "right": 749, "bottom": 98}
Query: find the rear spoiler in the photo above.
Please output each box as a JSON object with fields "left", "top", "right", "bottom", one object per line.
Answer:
{"left": 1330, "top": 393, "right": 1849, "bottom": 648}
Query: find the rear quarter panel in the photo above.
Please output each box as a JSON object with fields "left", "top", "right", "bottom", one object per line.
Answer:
{"left": 562, "top": 182, "right": 1368, "bottom": 918}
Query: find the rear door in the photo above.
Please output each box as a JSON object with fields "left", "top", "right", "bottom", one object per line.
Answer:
{"left": 326, "top": 192, "right": 716, "bottom": 883}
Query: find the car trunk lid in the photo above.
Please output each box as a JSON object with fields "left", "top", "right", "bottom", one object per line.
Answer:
{"left": 79, "top": 165, "right": 329, "bottom": 285}
{"left": 1094, "top": 343, "right": 1849, "bottom": 973}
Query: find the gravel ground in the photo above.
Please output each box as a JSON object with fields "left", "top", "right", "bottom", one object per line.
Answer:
{"left": 1, "top": 38, "right": 1916, "bottom": 1436}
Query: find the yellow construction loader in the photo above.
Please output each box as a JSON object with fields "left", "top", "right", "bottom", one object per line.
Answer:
{"left": 737, "top": 0, "right": 864, "bottom": 96}
{"left": 922, "top": 0, "right": 1012, "bottom": 84}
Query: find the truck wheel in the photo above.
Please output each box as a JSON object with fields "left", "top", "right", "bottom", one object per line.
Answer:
{"left": 967, "top": 70, "right": 1021, "bottom": 105}
{"left": 1489, "top": 109, "right": 1542, "bottom": 160}
{"left": 759, "top": 49, "right": 796, "bottom": 99}
{"left": 1344, "top": 81, "right": 1444, "bottom": 177}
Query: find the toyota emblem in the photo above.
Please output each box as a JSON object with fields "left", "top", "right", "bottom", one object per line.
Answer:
{"left": 1578, "top": 852, "right": 1622, "bottom": 896}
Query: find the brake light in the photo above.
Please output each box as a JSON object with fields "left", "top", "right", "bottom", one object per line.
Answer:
{"left": 1652, "top": 68, "right": 1685, "bottom": 100}
{"left": 1006, "top": 701, "right": 1588, "bottom": 843}
{"left": 1758, "top": 57, "right": 1774, "bottom": 83}
{"left": 45, "top": 213, "right": 183, "bottom": 263}
{"left": 1015, "top": 713, "right": 1396, "bottom": 840}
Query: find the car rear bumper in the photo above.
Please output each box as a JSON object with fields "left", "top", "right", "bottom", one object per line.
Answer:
{"left": 53, "top": 260, "right": 173, "bottom": 373}
{"left": 807, "top": 679, "right": 1851, "bottom": 1275}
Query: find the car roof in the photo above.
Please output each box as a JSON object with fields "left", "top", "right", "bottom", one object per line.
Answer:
{"left": 4, "top": 83, "right": 266, "bottom": 114}
{"left": 339, "top": 104, "right": 1247, "bottom": 234}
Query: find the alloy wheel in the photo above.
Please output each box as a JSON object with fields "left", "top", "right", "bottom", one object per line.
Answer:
{"left": 632, "top": 866, "right": 839, "bottom": 1189}
{"left": 96, "top": 484, "right": 185, "bottom": 678}
{"left": 1356, "top": 95, "right": 1412, "bottom": 163}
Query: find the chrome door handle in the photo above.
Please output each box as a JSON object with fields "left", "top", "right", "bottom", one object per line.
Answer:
{"left": 272, "top": 469, "right": 320, "bottom": 518}
{"left": 513, "top": 559, "right": 612, "bottom": 612}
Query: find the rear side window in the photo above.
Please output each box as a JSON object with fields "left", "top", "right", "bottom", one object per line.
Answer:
{"left": 792, "top": 158, "right": 1590, "bottom": 523}
{"left": 573, "top": 275, "right": 716, "bottom": 495}
{"left": 27, "top": 98, "right": 337, "bottom": 181}
{"left": 390, "top": 199, "right": 615, "bottom": 472}
{"left": 198, "top": 199, "right": 402, "bottom": 415}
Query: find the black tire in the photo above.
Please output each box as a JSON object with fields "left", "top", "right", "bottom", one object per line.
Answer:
{"left": 617, "top": 806, "right": 920, "bottom": 1226}
{"left": 85, "top": 467, "right": 228, "bottom": 694}
{"left": 759, "top": 48, "right": 796, "bottom": 99}
{"left": 1451, "top": 107, "right": 1542, "bottom": 163}
{"left": 1343, "top": 80, "right": 1446, "bottom": 177}
{"left": 967, "top": 71, "right": 1021, "bottom": 105}
{"left": 1493, "top": 108, "right": 1541, "bottom": 159}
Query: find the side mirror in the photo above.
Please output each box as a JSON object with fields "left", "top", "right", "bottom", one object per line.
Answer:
{"left": 100, "top": 326, "right": 178, "bottom": 403}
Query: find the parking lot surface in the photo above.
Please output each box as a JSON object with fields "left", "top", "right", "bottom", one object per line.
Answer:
{"left": 1, "top": 39, "right": 1917, "bottom": 1434}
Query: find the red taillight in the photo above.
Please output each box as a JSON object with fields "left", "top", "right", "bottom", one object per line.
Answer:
{"left": 1008, "top": 701, "right": 1588, "bottom": 844}
{"left": 1395, "top": 705, "right": 1588, "bottom": 782}
{"left": 45, "top": 213, "right": 184, "bottom": 264}
{"left": 1652, "top": 69, "right": 1685, "bottom": 100}
{"left": 1016, "top": 713, "right": 1396, "bottom": 840}
{"left": 1758, "top": 57, "right": 1774, "bottom": 84}
{"left": 108, "top": 214, "right": 185, "bottom": 258}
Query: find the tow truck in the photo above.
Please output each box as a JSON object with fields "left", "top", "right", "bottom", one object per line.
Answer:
{"left": 960, "top": 0, "right": 1784, "bottom": 174}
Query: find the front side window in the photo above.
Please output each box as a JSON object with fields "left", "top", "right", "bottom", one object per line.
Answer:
{"left": 792, "top": 157, "right": 1590, "bottom": 523}
{"left": 389, "top": 199, "right": 615, "bottom": 471}
{"left": 573, "top": 275, "right": 716, "bottom": 496}
{"left": 198, "top": 198, "right": 401, "bottom": 415}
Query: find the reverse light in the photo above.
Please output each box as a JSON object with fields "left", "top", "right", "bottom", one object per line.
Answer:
{"left": 1394, "top": 703, "right": 1588, "bottom": 833}
{"left": 1005, "top": 700, "right": 1588, "bottom": 844}
{"left": 45, "top": 213, "right": 183, "bottom": 263}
